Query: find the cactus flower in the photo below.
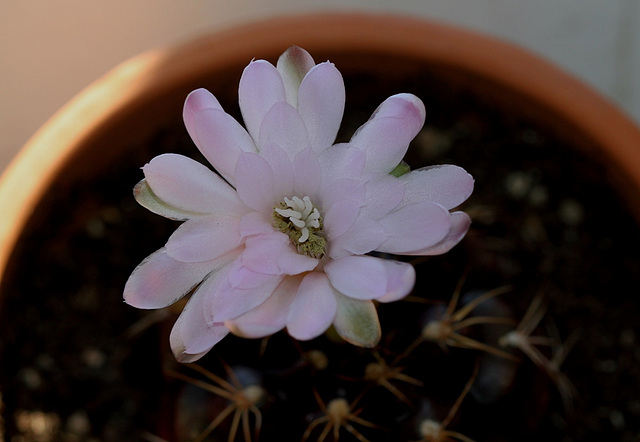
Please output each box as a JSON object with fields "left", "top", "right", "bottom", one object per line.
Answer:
{"left": 124, "top": 46, "right": 474, "bottom": 362}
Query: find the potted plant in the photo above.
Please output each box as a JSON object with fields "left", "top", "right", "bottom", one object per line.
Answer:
{"left": 1, "top": 13, "right": 639, "bottom": 441}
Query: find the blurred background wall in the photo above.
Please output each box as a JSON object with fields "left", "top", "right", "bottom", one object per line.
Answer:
{"left": 2, "top": 0, "right": 639, "bottom": 173}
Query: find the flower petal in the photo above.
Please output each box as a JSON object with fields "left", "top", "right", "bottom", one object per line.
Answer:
{"left": 375, "top": 260, "right": 416, "bottom": 303}
{"left": 325, "top": 255, "right": 415, "bottom": 301}
{"left": 320, "top": 178, "right": 366, "bottom": 216}
{"left": 318, "top": 143, "right": 366, "bottom": 183}
{"left": 183, "top": 88, "right": 223, "bottom": 137}
{"left": 239, "top": 60, "right": 286, "bottom": 143}
{"left": 124, "top": 247, "right": 217, "bottom": 309}
{"left": 297, "top": 61, "right": 345, "bottom": 152}
{"left": 203, "top": 261, "right": 283, "bottom": 322}
{"left": 333, "top": 296, "right": 380, "bottom": 348}
{"left": 325, "top": 255, "right": 387, "bottom": 299}
{"left": 400, "top": 165, "right": 474, "bottom": 210}
{"left": 402, "top": 211, "right": 471, "bottom": 255}
{"left": 238, "top": 211, "right": 273, "bottom": 239}
{"left": 235, "top": 152, "right": 276, "bottom": 213}
{"left": 293, "top": 148, "right": 322, "bottom": 198}
{"left": 276, "top": 46, "right": 316, "bottom": 107}
{"left": 225, "top": 275, "right": 302, "bottom": 338}
{"left": 190, "top": 108, "right": 257, "bottom": 185}
{"left": 257, "top": 143, "right": 295, "bottom": 200}
{"left": 361, "top": 174, "right": 405, "bottom": 220}
{"left": 328, "top": 218, "right": 386, "bottom": 258}
{"left": 323, "top": 200, "right": 360, "bottom": 240}
{"left": 287, "top": 273, "right": 337, "bottom": 341}
{"left": 376, "top": 201, "right": 452, "bottom": 254}
{"left": 169, "top": 282, "right": 229, "bottom": 362}
{"left": 143, "top": 153, "right": 246, "bottom": 216}
{"left": 258, "top": 101, "right": 309, "bottom": 157}
{"left": 133, "top": 179, "right": 199, "bottom": 221}
{"left": 226, "top": 258, "right": 277, "bottom": 290}
{"left": 242, "top": 233, "right": 318, "bottom": 276}
{"left": 350, "top": 93, "right": 425, "bottom": 173}
{"left": 165, "top": 216, "right": 241, "bottom": 263}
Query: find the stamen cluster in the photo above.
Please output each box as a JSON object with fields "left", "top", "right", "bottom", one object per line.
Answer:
{"left": 275, "top": 196, "right": 321, "bottom": 243}
{"left": 274, "top": 196, "right": 326, "bottom": 259}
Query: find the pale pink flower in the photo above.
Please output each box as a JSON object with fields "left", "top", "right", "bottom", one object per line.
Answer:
{"left": 124, "top": 47, "right": 474, "bottom": 362}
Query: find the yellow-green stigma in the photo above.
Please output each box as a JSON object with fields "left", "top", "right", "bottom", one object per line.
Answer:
{"left": 273, "top": 196, "right": 326, "bottom": 259}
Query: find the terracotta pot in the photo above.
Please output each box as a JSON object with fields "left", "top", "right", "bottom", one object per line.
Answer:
{"left": 2, "top": 13, "right": 640, "bottom": 287}
{"left": 1, "top": 13, "right": 640, "bottom": 440}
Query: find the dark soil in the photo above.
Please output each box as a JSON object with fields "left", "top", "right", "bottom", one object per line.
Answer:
{"left": 1, "top": 61, "right": 639, "bottom": 442}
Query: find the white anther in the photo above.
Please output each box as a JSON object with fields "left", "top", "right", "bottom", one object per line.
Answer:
{"left": 275, "top": 195, "right": 321, "bottom": 243}
{"left": 275, "top": 208, "right": 302, "bottom": 219}
{"left": 290, "top": 217, "right": 306, "bottom": 229}
{"left": 301, "top": 196, "right": 313, "bottom": 218}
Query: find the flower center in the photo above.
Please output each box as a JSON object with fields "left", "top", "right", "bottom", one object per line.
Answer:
{"left": 273, "top": 196, "right": 326, "bottom": 259}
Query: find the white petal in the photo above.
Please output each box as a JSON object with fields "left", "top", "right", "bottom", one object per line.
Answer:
{"left": 134, "top": 179, "right": 199, "bottom": 221}
{"left": 320, "top": 178, "right": 366, "bottom": 216}
{"left": 323, "top": 200, "right": 360, "bottom": 239}
{"left": 350, "top": 93, "right": 425, "bottom": 173}
{"left": 403, "top": 211, "right": 472, "bottom": 255}
{"left": 202, "top": 260, "right": 283, "bottom": 322}
{"left": 143, "top": 153, "right": 246, "bottom": 216}
{"left": 399, "top": 165, "right": 474, "bottom": 210}
{"left": 256, "top": 143, "right": 295, "bottom": 201}
{"left": 375, "top": 260, "right": 416, "bottom": 303}
{"left": 325, "top": 255, "right": 387, "bottom": 299}
{"left": 276, "top": 46, "right": 316, "bottom": 106}
{"left": 238, "top": 211, "right": 273, "bottom": 239}
{"left": 293, "top": 148, "right": 322, "bottom": 198}
{"left": 376, "top": 202, "right": 452, "bottom": 254}
{"left": 328, "top": 218, "right": 386, "bottom": 258}
{"left": 318, "top": 143, "right": 366, "bottom": 183}
{"left": 360, "top": 175, "right": 405, "bottom": 220}
{"left": 226, "top": 258, "right": 277, "bottom": 290}
{"left": 184, "top": 92, "right": 257, "bottom": 185}
{"left": 169, "top": 279, "right": 229, "bottom": 362}
{"left": 333, "top": 295, "right": 380, "bottom": 348}
{"left": 124, "top": 247, "right": 217, "bottom": 309}
{"left": 165, "top": 216, "right": 241, "bottom": 263}
{"left": 234, "top": 152, "right": 276, "bottom": 213}
{"left": 242, "top": 232, "right": 318, "bottom": 276}
{"left": 183, "top": 88, "right": 223, "bottom": 138}
{"left": 225, "top": 275, "right": 302, "bottom": 338}
{"left": 325, "top": 255, "right": 414, "bottom": 301}
{"left": 287, "top": 273, "right": 337, "bottom": 341}
{"left": 258, "top": 101, "right": 309, "bottom": 157}
{"left": 239, "top": 60, "right": 287, "bottom": 144}
{"left": 297, "top": 61, "right": 345, "bottom": 152}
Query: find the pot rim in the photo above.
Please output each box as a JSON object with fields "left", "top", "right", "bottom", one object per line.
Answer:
{"left": 2, "top": 12, "right": 640, "bottom": 284}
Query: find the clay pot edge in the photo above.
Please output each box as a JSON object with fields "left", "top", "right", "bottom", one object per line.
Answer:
{"left": 2, "top": 12, "right": 640, "bottom": 284}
